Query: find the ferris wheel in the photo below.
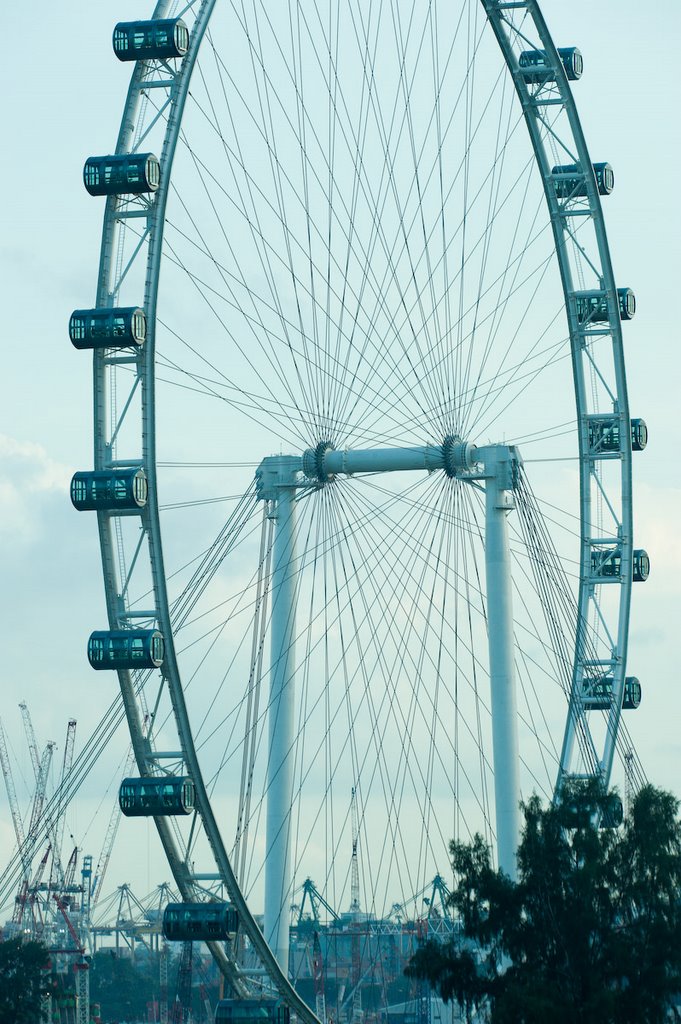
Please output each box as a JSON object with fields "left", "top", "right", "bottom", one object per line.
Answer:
{"left": 70, "top": 0, "right": 648, "bottom": 1015}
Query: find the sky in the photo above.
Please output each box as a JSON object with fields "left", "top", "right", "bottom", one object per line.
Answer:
{"left": 0, "top": 0, "right": 680, "bottom": 922}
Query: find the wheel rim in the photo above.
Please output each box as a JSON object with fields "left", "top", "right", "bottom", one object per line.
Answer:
{"left": 81, "top": 0, "right": 642, "bottom": 1009}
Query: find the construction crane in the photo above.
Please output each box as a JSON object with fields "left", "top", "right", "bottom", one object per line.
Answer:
{"left": 20, "top": 701, "right": 66, "bottom": 893}
{"left": 174, "top": 940, "right": 194, "bottom": 1024}
{"left": 414, "top": 919, "right": 431, "bottom": 1024}
{"left": 350, "top": 788, "right": 361, "bottom": 1024}
{"left": 0, "top": 717, "right": 29, "bottom": 876}
{"left": 311, "top": 930, "right": 327, "bottom": 1024}
{"left": 63, "top": 846, "right": 79, "bottom": 890}
{"left": 160, "top": 941, "right": 170, "bottom": 1024}
{"left": 53, "top": 893, "right": 90, "bottom": 1024}
{"left": 624, "top": 746, "right": 635, "bottom": 820}
{"left": 296, "top": 878, "right": 341, "bottom": 928}
{"left": 19, "top": 843, "right": 52, "bottom": 936}
{"left": 91, "top": 748, "right": 135, "bottom": 910}
{"left": 25, "top": 743, "right": 55, "bottom": 852}
{"left": 11, "top": 740, "right": 55, "bottom": 927}
{"left": 49, "top": 719, "right": 76, "bottom": 894}
{"left": 20, "top": 701, "right": 41, "bottom": 781}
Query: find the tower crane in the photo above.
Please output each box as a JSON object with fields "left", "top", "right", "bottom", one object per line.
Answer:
{"left": 53, "top": 893, "right": 90, "bottom": 1024}
{"left": 349, "top": 788, "right": 362, "bottom": 1024}
{"left": 0, "top": 717, "right": 28, "bottom": 873}
{"left": 296, "top": 878, "right": 340, "bottom": 928}
{"left": 49, "top": 719, "right": 76, "bottom": 894}
{"left": 311, "top": 930, "right": 327, "bottom": 1024}
{"left": 91, "top": 748, "right": 135, "bottom": 910}
{"left": 19, "top": 701, "right": 41, "bottom": 780}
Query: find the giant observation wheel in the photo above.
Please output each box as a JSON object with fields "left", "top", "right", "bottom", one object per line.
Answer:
{"left": 71, "top": 0, "right": 648, "bottom": 1015}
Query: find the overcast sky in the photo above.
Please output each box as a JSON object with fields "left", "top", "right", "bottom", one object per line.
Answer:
{"left": 0, "top": 1, "right": 679, "bottom": 918}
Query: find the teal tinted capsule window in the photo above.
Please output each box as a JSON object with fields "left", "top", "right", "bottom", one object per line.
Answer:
{"left": 132, "top": 311, "right": 147, "bottom": 342}
{"left": 71, "top": 469, "right": 148, "bottom": 511}
{"left": 147, "top": 156, "right": 160, "bottom": 187}
{"left": 590, "top": 547, "right": 621, "bottom": 578}
{"left": 176, "top": 23, "right": 189, "bottom": 52}
{"left": 70, "top": 307, "right": 146, "bottom": 350}
{"left": 633, "top": 550, "right": 649, "bottom": 582}
{"left": 588, "top": 417, "right": 648, "bottom": 455}
{"left": 518, "top": 47, "right": 582, "bottom": 83}
{"left": 84, "top": 164, "right": 100, "bottom": 189}
{"left": 591, "top": 547, "right": 649, "bottom": 581}
{"left": 552, "top": 162, "right": 614, "bottom": 199}
{"left": 583, "top": 675, "right": 642, "bottom": 711}
{"left": 623, "top": 677, "right": 642, "bottom": 709}
{"left": 113, "top": 27, "right": 128, "bottom": 53}
{"left": 162, "top": 902, "right": 239, "bottom": 941}
{"left": 631, "top": 419, "right": 648, "bottom": 451}
{"left": 112, "top": 315, "right": 128, "bottom": 337}
{"left": 119, "top": 776, "right": 194, "bottom": 816}
{"left": 113, "top": 19, "right": 189, "bottom": 61}
{"left": 71, "top": 476, "right": 88, "bottom": 506}
{"left": 214, "top": 1000, "right": 289, "bottom": 1024}
{"left": 83, "top": 154, "right": 160, "bottom": 197}
{"left": 133, "top": 472, "right": 148, "bottom": 505}
{"left": 87, "top": 630, "right": 164, "bottom": 670}
{"left": 575, "top": 288, "right": 636, "bottom": 324}
{"left": 70, "top": 315, "right": 86, "bottom": 342}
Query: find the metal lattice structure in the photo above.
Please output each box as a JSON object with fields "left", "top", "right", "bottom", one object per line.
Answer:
{"left": 72, "top": 0, "right": 647, "bottom": 1013}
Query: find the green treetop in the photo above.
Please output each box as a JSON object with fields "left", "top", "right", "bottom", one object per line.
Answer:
{"left": 406, "top": 783, "right": 681, "bottom": 1024}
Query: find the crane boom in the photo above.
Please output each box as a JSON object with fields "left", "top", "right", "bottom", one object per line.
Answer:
{"left": 19, "top": 702, "right": 41, "bottom": 781}
{"left": 25, "top": 743, "right": 55, "bottom": 847}
{"left": 91, "top": 749, "right": 134, "bottom": 908}
{"left": 0, "top": 717, "right": 27, "bottom": 855}
{"left": 50, "top": 719, "right": 76, "bottom": 891}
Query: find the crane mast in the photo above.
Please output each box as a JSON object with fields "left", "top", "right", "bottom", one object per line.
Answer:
{"left": 0, "top": 717, "right": 27, "bottom": 863}
{"left": 49, "top": 719, "right": 76, "bottom": 892}
{"left": 20, "top": 701, "right": 41, "bottom": 780}
{"left": 350, "top": 788, "right": 362, "bottom": 1024}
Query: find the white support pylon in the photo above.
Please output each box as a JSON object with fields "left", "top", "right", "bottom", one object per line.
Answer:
{"left": 264, "top": 470, "right": 298, "bottom": 974}
{"left": 482, "top": 446, "right": 521, "bottom": 879}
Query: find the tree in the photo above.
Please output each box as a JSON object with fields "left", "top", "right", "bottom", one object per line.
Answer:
{"left": 0, "top": 938, "right": 50, "bottom": 1024}
{"left": 405, "top": 783, "right": 681, "bottom": 1024}
{"left": 89, "top": 948, "right": 158, "bottom": 1021}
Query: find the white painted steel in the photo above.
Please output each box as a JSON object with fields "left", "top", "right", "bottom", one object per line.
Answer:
{"left": 482, "top": 447, "right": 521, "bottom": 878}
{"left": 265, "top": 480, "right": 298, "bottom": 973}
{"left": 83, "top": 0, "right": 639, "bottom": 1008}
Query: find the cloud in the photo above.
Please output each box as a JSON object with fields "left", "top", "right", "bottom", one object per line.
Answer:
{"left": 0, "top": 434, "right": 72, "bottom": 541}
{"left": 634, "top": 480, "right": 681, "bottom": 594}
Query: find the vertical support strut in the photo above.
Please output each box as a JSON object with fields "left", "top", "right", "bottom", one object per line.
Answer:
{"left": 483, "top": 446, "right": 521, "bottom": 878}
{"left": 264, "top": 480, "right": 298, "bottom": 973}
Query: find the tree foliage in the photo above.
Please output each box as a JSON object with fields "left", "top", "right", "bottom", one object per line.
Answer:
{"left": 406, "top": 783, "right": 681, "bottom": 1024}
{"left": 0, "top": 938, "right": 50, "bottom": 1024}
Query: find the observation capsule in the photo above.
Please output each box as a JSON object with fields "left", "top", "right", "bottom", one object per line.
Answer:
{"left": 214, "top": 999, "right": 290, "bottom": 1024}
{"left": 113, "top": 19, "right": 189, "bottom": 61}
{"left": 518, "top": 46, "right": 583, "bottom": 83}
{"left": 574, "top": 288, "right": 636, "bottom": 324}
{"left": 589, "top": 547, "right": 649, "bottom": 582}
{"left": 587, "top": 417, "right": 648, "bottom": 454}
{"left": 552, "top": 162, "right": 614, "bottom": 198}
{"left": 70, "top": 469, "right": 148, "bottom": 512}
{"left": 87, "top": 630, "right": 165, "bottom": 670}
{"left": 118, "top": 776, "right": 195, "bottom": 817}
{"left": 582, "top": 675, "right": 642, "bottom": 711}
{"left": 83, "top": 153, "right": 160, "bottom": 196}
{"left": 162, "top": 902, "right": 238, "bottom": 942}
{"left": 69, "top": 307, "right": 146, "bottom": 350}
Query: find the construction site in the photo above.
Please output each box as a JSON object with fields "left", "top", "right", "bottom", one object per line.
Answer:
{"left": 0, "top": 705, "right": 461, "bottom": 1024}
